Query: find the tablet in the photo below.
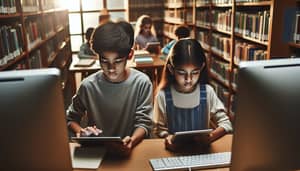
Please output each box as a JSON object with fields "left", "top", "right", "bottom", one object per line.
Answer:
{"left": 171, "top": 129, "right": 213, "bottom": 144}
{"left": 70, "top": 136, "right": 122, "bottom": 146}
{"left": 145, "top": 42, "right": 160, "bottom": 54}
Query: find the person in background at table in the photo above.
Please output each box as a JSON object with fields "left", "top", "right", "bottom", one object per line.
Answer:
{"left": 99, "top": 8, "right": 110, "bottom": 25}
{"left": 161, "top": 25, "right": 190, "bottom": 55}
{"left": 134, "top": 15, "right": 158, "bottom": 50}
{"left": 153, "top": 38, "right": 232, "bottom": 151}
{"left": 78, "top": 27, "right": 97, "bottom": 59}
{"left": 67, "top": 22, "right": 153, "bottom": 156}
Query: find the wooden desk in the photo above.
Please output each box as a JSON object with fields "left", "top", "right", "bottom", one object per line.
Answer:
{"left": 74, "top": 135, "right": 232, "bottom": 171}
{"left": 69, "top": 56, "right": 165, "bottom": 95}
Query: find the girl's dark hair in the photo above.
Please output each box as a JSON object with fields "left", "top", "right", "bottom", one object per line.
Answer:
{"left": 91, "top": 22, "right": 132, "bottom": 58}
{"left": 141, "top": 16, "right": 153, "bottom": 27}
{"left": 156, "top": 38, "right": 208, "bottom": 93}
{"left": 85, "top": 27, "right": 94, "bottom": 41}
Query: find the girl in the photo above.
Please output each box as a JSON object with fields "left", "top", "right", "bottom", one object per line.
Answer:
{"left": 153, "top": 38, "right": 232, "bottom": 150}
{"left": 134, "top": 15, "right": 158, "bottom": 49}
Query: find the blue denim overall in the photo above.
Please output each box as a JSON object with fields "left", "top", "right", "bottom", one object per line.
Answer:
{"left": 165, "top": 84, "right": 208, "bottom": 134}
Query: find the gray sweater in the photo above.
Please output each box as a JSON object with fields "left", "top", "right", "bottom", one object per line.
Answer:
{"left": 67, "top": 68, "right": 153, "bottom": 138}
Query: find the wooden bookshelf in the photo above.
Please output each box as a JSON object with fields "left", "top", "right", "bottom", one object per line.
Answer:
{"left": 163, "top": 0, "right": 297, "bottom": 116}
{"left": 0, "top": 0, "right": 72, "bottom": 93}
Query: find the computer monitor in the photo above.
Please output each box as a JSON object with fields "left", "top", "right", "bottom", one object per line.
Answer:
{"left": 0, "top": 68, "right": 72, "bottom": 170}
{"left": 231, "top": 58, "right": 300, "bottom": 171}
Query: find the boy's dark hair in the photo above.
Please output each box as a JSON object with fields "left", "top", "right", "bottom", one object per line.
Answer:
{"left": 91, "top": 22, "right": 132, "bottom": 57}
{"left": 117, "top": 21, "right": 134, "bottom": 47}
{"left": 85, "top": 27, "right": 94, "bottom": 41}
{"left": 175, "top": 25, "right": 190, "bottom": 39}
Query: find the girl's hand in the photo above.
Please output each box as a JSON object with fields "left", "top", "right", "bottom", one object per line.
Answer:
{"left": 164, "top": 134, "right": 178, "bottom": 151}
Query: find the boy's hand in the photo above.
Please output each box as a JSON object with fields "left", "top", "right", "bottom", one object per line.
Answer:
{"left": 76, "top": 125, "right": 102, "bottom": 137}
{"left": 107, "top": 136, "right": 132, "bottom": 157}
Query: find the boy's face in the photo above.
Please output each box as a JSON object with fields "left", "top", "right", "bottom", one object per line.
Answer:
{"left": 99, "top": 52, "right": 128, "bottom": 83}
{"left": 169, "top": 63, "right": 204, "bottom": 93}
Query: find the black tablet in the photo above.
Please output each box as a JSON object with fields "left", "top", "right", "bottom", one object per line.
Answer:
{"left": 171, "top": 129, "right": 213, "bottom": 144}
{"left": 70, "top": 136, "right": 122, "bottom": 146}
{"left": 145, "top": 42, "right": 160, "bottom": 54}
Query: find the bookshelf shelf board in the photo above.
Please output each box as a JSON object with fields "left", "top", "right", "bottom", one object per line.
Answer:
{"left": 164, "top": 18, "right": 185, "bottom": 25}
{"left": 0, "top": 13, "right": 21, "bottom": 19}
{"left": 44, "top": 32, "right": 57, "bottom": 42}
{"left": 42, "top": 9, "right": 56, "bottom": 14}
{"left": 165, "top": 5, "right": 184, "bottom": 9}
{"left": 288, "top": 42, "right": 300, "bottom": 48}
{"left": 211, "top": 51, "right": 231, "bottom": 63}
{"left": 210, "top": 72, "right": 230, "bottom": 89}
{"left": 196, "top": 24, "right": 211, "bottom": 30}
{"left": 28, "top": 40, "right": 45, "bottom": 54}
{"left": 236, "top": 1, "right": 271, "bottom": 7}
{"left": 0, "top": 52, "right": 27, "bottom": 71}
{"left": 196, "top": 4, "right": 211, "bottom": 8}
{"left": 212, "top": 28, "right": 231, "bottom": 36}
{"left": 23, "top": 11, "right": 43, "bottom": 17}
{"left": 235, "top": 33, "right": 268, "bottom": 46}
{"left": 212, "top": 4, "right": 233, "bottom": 8}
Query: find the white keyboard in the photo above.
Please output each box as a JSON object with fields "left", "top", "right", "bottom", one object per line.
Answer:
{"left": 149, "top": 152, "right": 231, "bottom": 171}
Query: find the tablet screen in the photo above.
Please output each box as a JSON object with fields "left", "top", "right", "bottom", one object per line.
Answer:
{"left": 171, "top": 129, "right": 213, "bottom": 144}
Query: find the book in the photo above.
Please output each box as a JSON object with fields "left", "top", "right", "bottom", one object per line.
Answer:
{"left": 134, "top": 56, "right": 153, "bottom": 64}
{"left": 74, "top": 59, "right": 96, "bottom": 67}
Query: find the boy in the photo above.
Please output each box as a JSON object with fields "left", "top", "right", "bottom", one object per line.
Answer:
{"left": 67, "top": 22, "right": 153, "bottom": 155}
{"left": 161, "top": 25, "right": 190, "bottom": 55}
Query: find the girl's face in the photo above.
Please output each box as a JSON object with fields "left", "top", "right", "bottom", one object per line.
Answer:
{"left": 141, "top": 24, "right": 152, "bottom": 36}
{"left": 169, "top": 63, "right": 204, "bottom": 93}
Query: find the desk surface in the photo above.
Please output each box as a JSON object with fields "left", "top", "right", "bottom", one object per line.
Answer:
{"left": 69, "top": 56, "right": 166, "bottom": 73}
{"left": 74, "top": 135, "right": 232, "bottom": 171}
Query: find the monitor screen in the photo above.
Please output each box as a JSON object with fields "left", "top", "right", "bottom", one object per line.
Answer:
{"left": 0, "top": 68, "right": 72, "bottom": 170}
{"left": 231, "top": 58, "right": 300, "bottom": 171}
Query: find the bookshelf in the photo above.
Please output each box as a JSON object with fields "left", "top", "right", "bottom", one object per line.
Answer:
{"left": 288, "top": 0, "right": 300, "bottom": 58}
{"left": 163, "top": 0, "right": 297, "bottom": 118}
{"left": 0, "top": 0, "right": 72, "bottom": 94}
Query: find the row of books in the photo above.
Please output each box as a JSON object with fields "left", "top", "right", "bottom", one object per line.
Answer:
{"left": 164, "top": 9, "right": 185, "bottom": 24}
{"left": 234, "top": 41, "right": 267, "bottom": 64}
{"left": 211, "top": 33, "right": 231, "bottom": 60}
{"left": 129, "top": 0, "right": 163, "bottom": 9}
{"left": 21, "top": 0, "right": 39, "bottom": 12}
{"left": 292, "top": 12, "right": 300, "bottom": 43}
{"left": 210, "top": 58, "right": 230, "bottom": 85}
{"left": 28, "top": 49, "right": 42, "bottom": 68}
{"left": 211, "top": 9, "right": 232, "bottom": 33}
{"left": 163, "top": 23, "right": 178, "bottom": 39}
{"left": 164, "top": 0, "right": 184, "bottom": 8}
{"left": 0, "top": 24, "right": 23, "bottom": 66}
{"left": 197, "top": 31, "right": 210, "bottom": 50}
{"left": 0, "top": 0, "right": 16, "bottom": 14}
{"left": 235, "top": 10, "right": 270, "bottom": 42}
{"left": 129, "top": 11, "right": 163, "bottom": 22}
{"left": 25, "top": 20, "right": 42, "bottom": 50}
{"left": 210, "top": 80, "right": 230, "bottom": 110}
{"left": 196, "top": 10, "right": 210, "bottom": 28}
{"left": 196, "top": 0, "right": 210, "bottom": 6}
